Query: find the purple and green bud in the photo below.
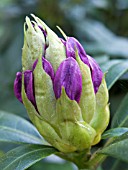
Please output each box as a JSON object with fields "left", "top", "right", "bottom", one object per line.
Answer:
{"left": 14, "top": 15, "right": 109, "bottom": 153}
{"left": 54, "top": 57, "right": 82, "bottom": 103}
{"left": 24, "top": 70, "right": 36, "bottom": 106}
{"left": 61, "top": 37, "right": 103, "bottom": 93}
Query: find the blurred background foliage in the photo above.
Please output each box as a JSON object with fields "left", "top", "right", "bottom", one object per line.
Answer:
{"left": 0, "top": 0, "right": 128, "bottom": 169}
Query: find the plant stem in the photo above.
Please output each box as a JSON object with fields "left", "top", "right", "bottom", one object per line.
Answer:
{"left": 57, "top": 138, "right": 114, "bottom": 170}
{"left": 84, "top": 138, "right": 114, "bottom": 169}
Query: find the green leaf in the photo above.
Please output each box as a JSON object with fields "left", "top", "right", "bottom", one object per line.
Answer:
{"left": 28, "top": 161, "right": 74, "bottom": 170}
{"left": 111, "top": 93, "right": 128, "bottom": 128}
{"left": 111, "top": 160, "right": 128, "bottom": 170}
{"left": 112, "top": 132, "right": 128, "bottom": 144}
{"left": 0, "top": 150, "right": 4, "bottom": 158}
{"left": 94, "top": 55, "right": 109, "bottom": 65}
{"left": 0, "top": 144, "right": 57, "bottom": 170}
{"left": 100, "top": 60, "right": 122, "bottom": 73}
{"left": 102, "top": 127, "right": 128, "bottom": 139}
{"left": 105, "top": 61, "right": 128, "bottom": 90}
{"left": 0, "top": 111, "right": 45, "bottom": 144}
{"left": 99, "top": 138, "right": 128, "bottom": 163}
{"left": 80, "top": 20, "right": 128, "bottom": 58}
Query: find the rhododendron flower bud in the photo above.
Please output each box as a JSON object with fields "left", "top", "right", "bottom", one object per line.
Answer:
{"left": 14, "top": 15, "right": 109, "bottom": 153}
{"left": 53, "top": 57, "right": 82, "bottom": 103}
{"left": 61, "top": 37, "right": 103, "bottom": 93}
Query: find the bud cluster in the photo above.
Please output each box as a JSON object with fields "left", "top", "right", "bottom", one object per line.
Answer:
{"left": 14, "top": 15, "right": 109, "bottom": 153}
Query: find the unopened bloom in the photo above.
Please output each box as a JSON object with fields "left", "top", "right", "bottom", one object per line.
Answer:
{"left": 14, "top": 15, "right": 110, "bottom": 153}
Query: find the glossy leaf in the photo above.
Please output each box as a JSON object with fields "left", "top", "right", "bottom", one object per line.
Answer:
{"left": 111, "top": 93, "right": 128, "bottom": 128}
{"left": 99, "top": 138, "right": 128, "bottom": 163}
{"left": 94, "top": 55, "right": 109, "bottom": 65}
{"left": 0, "top": 144, "right": 57, "bottom": 170}
{"left": 0, "top": 111, "right": 45, "bottom": 144}
{"left": 105, "top": 61, "right": 128, "bottom": 90}
{"left": 28, "top": 161, "right": 74, "bottom": 170}
{"left": 111, "top": 132, "right": 128, "bottom": 144}
{"left": 100, "top": 60, "right": 122, "bottom": 73}
{"left": 102, "top": 127, "right": 128, "bottom": 139}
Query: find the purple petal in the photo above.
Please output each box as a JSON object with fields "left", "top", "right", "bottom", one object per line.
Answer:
{"left": 38, "top": 25, "right": 47, "bottom": 38}
{"left": 33, "top": 58, "right": 54, "bottom": 81}
{"left": 42, "top": 58, "right": 54, "bottom": 81}
{"left": 38, "top": 26, "right": 48, "bottom": 50}
{"left": 87, "top": 55, "right": 103, "bottom": 93}
{"left": 14, "top": 72, "right": 22, "bottom": 103}
{"left": 54, "top": 57, "right": 82, "bottom": 103}
{"left": 60, "top": 38, "right": 66, "bottom": 46}
{"left": 62, "top": 36, "right": 103, "bottom": 93}
{"left": 65, "top": 37, "right": 89, "bottom": 65}
{"left": 32, "top": 59, "right": 38, "bottom": 70}
{"left": 24, "top": 70, "right": 36, "bottom": 106}
{"left": 32, "top": 24, "right": 48, "bottom": 51}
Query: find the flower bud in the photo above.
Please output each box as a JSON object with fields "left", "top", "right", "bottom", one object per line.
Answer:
{"left": 14, "top": 15, "right": 110, "bottom": 153}
{"left": 24, "top": 70, "right": 36, "bottom": 106}
{"left": 22, "top": 16, "right": 45, "bottom": 71}
{"left": 87, "top": 55, "right": 103, "bottom": 93}
{"left": 31, "top": 14, "right": 66, "bottom": 72}
{"left": 33, "top": 58, "right": 54, "bottom": 81}
{"left": 53, "top": 57, "right": 82, "bottom": 103}
{"left": 61, "top": 37, "right": 103, "bottom": 94}
{"left": 64, "top": 37, "right": 89, "bottom": 66}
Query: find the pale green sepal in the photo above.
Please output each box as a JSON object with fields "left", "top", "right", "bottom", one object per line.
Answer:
{"left": 22, "top": 65, "right": 79, "bottom": 153}
{"left": 59, "top": 121, "right": 96, "bottom": 151}
{"left": 95, "top": 75, "right": 108, "bottom": 107}
{"left": 91, "top": 105, "right": 110, "bottom": 145}
{"left": 76, "top": 54, "right": 96, "bottom": 123}
{"left": 21, "top": 74, "right": 42, "bottom": 120}
{"left": 56, "top": 87, "right": 83, "bottom": 122}
{"left": 22, "top": 17, "right": 45, "bottom": 71}
{"left": 33, "top": 56, "right": 57, "bottom": 124}
{"left": 90, "top": 77, "right": 110, "bottom": 140}
{"left": 31, "top": 14, "right": 66, "bottom": 72}
{"left": 56, "top": 88, "right": 96, "bottom": 151}
{"left": 56, "top": 26, "right": 67, "bottom": 40}
{"left": 38, "top": 121, "right": 77, "bottom": 153}
{"left": 92, "top": 133, "right": 101, "bottom": 145}
{"left": 21, "top": 78, "right": 68, "bottom": 151}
